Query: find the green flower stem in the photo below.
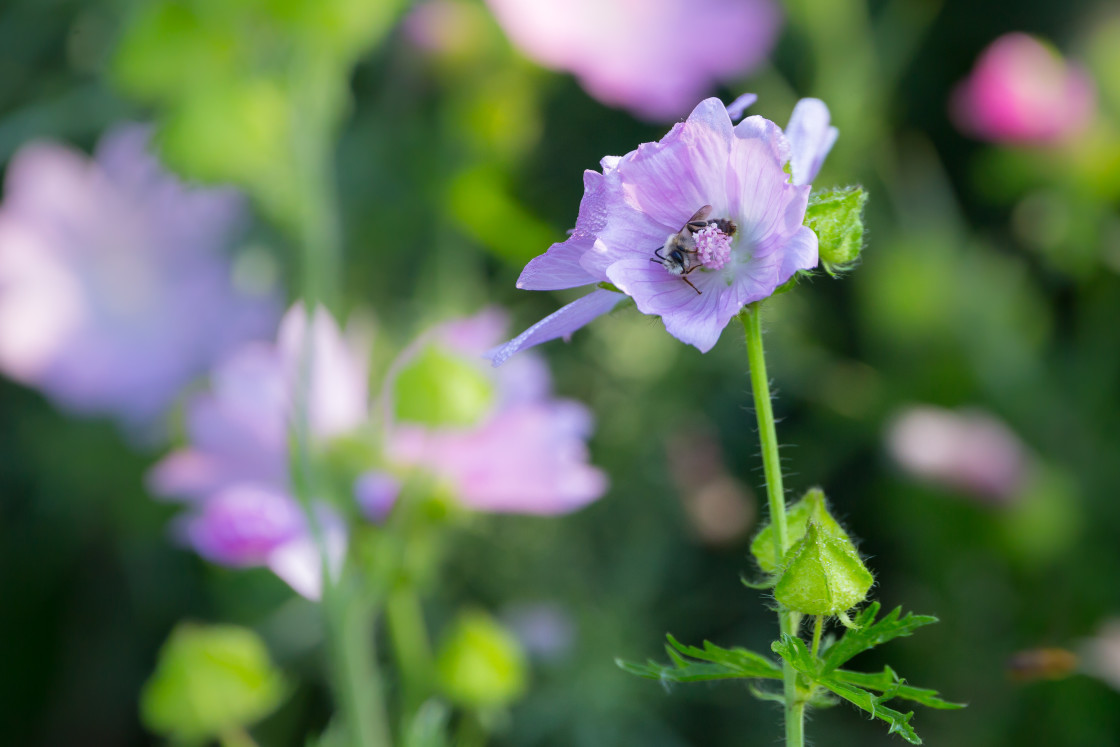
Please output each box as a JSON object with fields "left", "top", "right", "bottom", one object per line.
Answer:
{"left": 741, "top": 304, "right": 804, "bottom": 747}
{"left": 811, "top": 616, "right": 824, "bottom": 660}
{"left": 386, "top": 584, "right": 435, "bottom": 723}
{"left": 324, "top": 585, "right": 394, "bottom": 747}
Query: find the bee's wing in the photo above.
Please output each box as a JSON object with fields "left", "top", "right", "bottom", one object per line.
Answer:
{"left": 685, "top": 204, "right": 713, "bottom": 232}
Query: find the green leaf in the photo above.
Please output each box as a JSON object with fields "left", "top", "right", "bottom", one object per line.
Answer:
{"left": 140, "top": 623, "right": 287, "bottom": 743}
{"left": 834, "top": 667, "right": 966, "bottom": 710}
{"left": 815, "top": 677, "right": 922, "bottom": 744}
{"left": 821, "top": 603, "right": 939, "bottom": 673}
{"left": 772, "top": 634, "right": 924, "bottom": 744}
{"left": 804, "top": 186, "right": 867, "bottom": 274}
{"left": 618, "top": 634, "right": 782, "bottom": 683}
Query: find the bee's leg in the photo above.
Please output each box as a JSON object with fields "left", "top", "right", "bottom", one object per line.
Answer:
{"left": 681, "top": 275, "right": 702, "bottom": 295}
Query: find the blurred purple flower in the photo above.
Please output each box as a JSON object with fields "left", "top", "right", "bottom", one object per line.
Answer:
{"left": 484, "top": 0, "right": 782, "bottom": 121}
{"left": 0, "top": 125, "right": 279, "bottom": 432}
{"left": 150, "top": 303, "right": 369, "bottom": 598}
{"left": 886, "top": 406, "right": 1028, "bottom": 504}
{"left": 387, "top": 309, "right": 607, "bottom": 515}
{"left": 502, "top": 602, "right": 576, "bottom": 662}
{"left": 951, "top": 33, "right": 1096, "bottom": 145}
{"left": 488, "top": 96, "right": 835, "bottom": 363}
{"left": 354, "top": 471, "right": 402, "bottom": 523}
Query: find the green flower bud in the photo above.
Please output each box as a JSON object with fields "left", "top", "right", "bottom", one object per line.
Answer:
{"left": 773, "top": 520, "right": 874, "bottom": 616}
{"left": 750, "top": 488, "right": 848, "bottom": 575}
{"left": 436, "top": 610, "right": 527, "bottom": 709}
{"left": 140, "top": 623, "right": 287, "bottom": 743}
{"left": 804, "top": 186, "right": 867, "bottom": 275}
{"left": 394, "top": 345, "right": 495, "bottom": 428}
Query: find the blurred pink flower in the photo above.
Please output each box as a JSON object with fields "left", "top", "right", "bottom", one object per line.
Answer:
{"left": 483, "top": 0, "right": 782, "bottom": 121}
{"left": 403, "top": 0, "right": 489, "bottom": 57}
{"left": 886, "top": 406, "right": 1028, "bottom": 504}
{"left": 386, "top": 309, "right": 608, "bottom": 515}
{"left": 951, "top": 33, "right": 1096, "bottom": 145}
{"left": 150, "top": 304, "right": 368, "bottom": 599}
{"left": 0, "top": 125, "right": 279, "bottom": 431}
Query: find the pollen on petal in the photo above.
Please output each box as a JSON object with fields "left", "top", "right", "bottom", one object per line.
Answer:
{"left": 695, "top": 224, "right": 732, "bottom": 269}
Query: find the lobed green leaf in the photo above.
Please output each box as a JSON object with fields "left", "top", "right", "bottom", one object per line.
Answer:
{"left": 834, "top": 667, "right": 966, "bottom": 710}
{"left": 618, "top": 635, "right": 782, "bottom": 683}
{"left": 821, "top": 603, "right": 939, "bottom": 673}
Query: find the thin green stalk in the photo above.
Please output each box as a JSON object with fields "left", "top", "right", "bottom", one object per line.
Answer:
{"left": 742, "top": 304, "right": 804, "bottom": 747}
{"left": 386, "top": 585, "right": 435, "bottom": 723}
{"left": 811, "top": 616, "right": 824, "bottom": 660}
{"left": 324, "top": 586, "right": 394, "bottom": 747}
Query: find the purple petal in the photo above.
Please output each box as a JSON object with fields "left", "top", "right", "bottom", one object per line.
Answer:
{"left": 777, "top": 225, "right": 819, "bottom": 283}
{"left": 606, "top": 255, "right": 777, "bottom": 352}
{"left": 725, "top": 137, "right": 808, "bottom": 252}
{"left": 726, "top": 93, "right": 758, "bottom": 122}
{"left": 785, "top": 98, "right": 838, "bottom": 185}
{"left": 733, "top": 114, "right": 791, "bottom": 168}
{"left": 180, "top": 484, "right": 305, "bottom": 567}
{"left": 277, "top": 303, "right": 369, "bottom": 441}
{"left": 266, "top": 504, "right": 348, "bottom": 601}
{"left": 390, "top": 401, "right": 608, "bottom": 515}
{"left": 518, "top": 171, "right": 607, "bottom": 290}
{"left": 485, "top": 289, "right": 625, "bottom": 366}
{"left": 611, "top": 98, "right": 736, "bottom": 227}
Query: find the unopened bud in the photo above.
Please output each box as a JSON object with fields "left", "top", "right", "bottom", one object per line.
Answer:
{"left": 804, "top": 186, "right": 867, "bottom": 274}
{"left": 773, "top": 520, "right": 873, "bottom": 616}
{"left": 750, "top": 488, "right": 848, "bottom": 575}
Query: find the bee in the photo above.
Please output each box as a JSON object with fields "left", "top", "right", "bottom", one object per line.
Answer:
{"left": 650, "top": 205, "right": 736, "bottom": 295}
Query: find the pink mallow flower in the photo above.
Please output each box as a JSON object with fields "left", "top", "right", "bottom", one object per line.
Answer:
{"left": 886, "top": 406, "right": 1028, "bottom": 505}
{"left": 951, "top": 33, "right": 1096, "bottom": 146}
{"left": 149, "top": 304, "right": 367, "bottom": 599}
{"left": 484, "top": 0, "right": 782, "bottom": 121}
{"left": 0, "top": 125, "right": 279, "bottom": 431}
{"left": 487, "top": 96, "right": 837, "bottom": 363}
{"left": 386, "top": 309, "right": 607, "bottom": 515}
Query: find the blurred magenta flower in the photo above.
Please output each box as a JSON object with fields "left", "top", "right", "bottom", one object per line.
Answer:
{"left": 483, "top": 0, "right": 781, "bottom": 121}
{"left": 151, "top": 304, "right": 368, "bottom": 598}
{"left": 386, "top": 309, "right": 607, "bottom": 515}
{"left": 0, "top": 125, "right": 279, "bottom": 431}
{"left": 951, "top": 33, "right": 1096, "bottom": 145}
{"left": 886, "top": 406, "right": 1028, "bottom": 504}
{"left": 488, "top": 96, "right": 835, "bottom": 363}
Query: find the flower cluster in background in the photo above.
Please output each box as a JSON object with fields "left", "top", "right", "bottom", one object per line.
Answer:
{"left": 149, "top": 303, "right": 608, "bottom": 597}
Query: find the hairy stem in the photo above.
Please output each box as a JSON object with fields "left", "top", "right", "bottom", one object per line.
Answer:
{"left": 742, "top": 304, "right": 804, "bottom": 747}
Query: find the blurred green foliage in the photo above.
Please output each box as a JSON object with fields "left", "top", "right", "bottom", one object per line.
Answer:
{"left": 141, "top": 623, "right": 288, "bottom": 743}
{"left": 435, "top": 610, "right": 527, "bottom": 709}
{"left": 3, "top": 0, "right": 1120, "bottom": 745}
